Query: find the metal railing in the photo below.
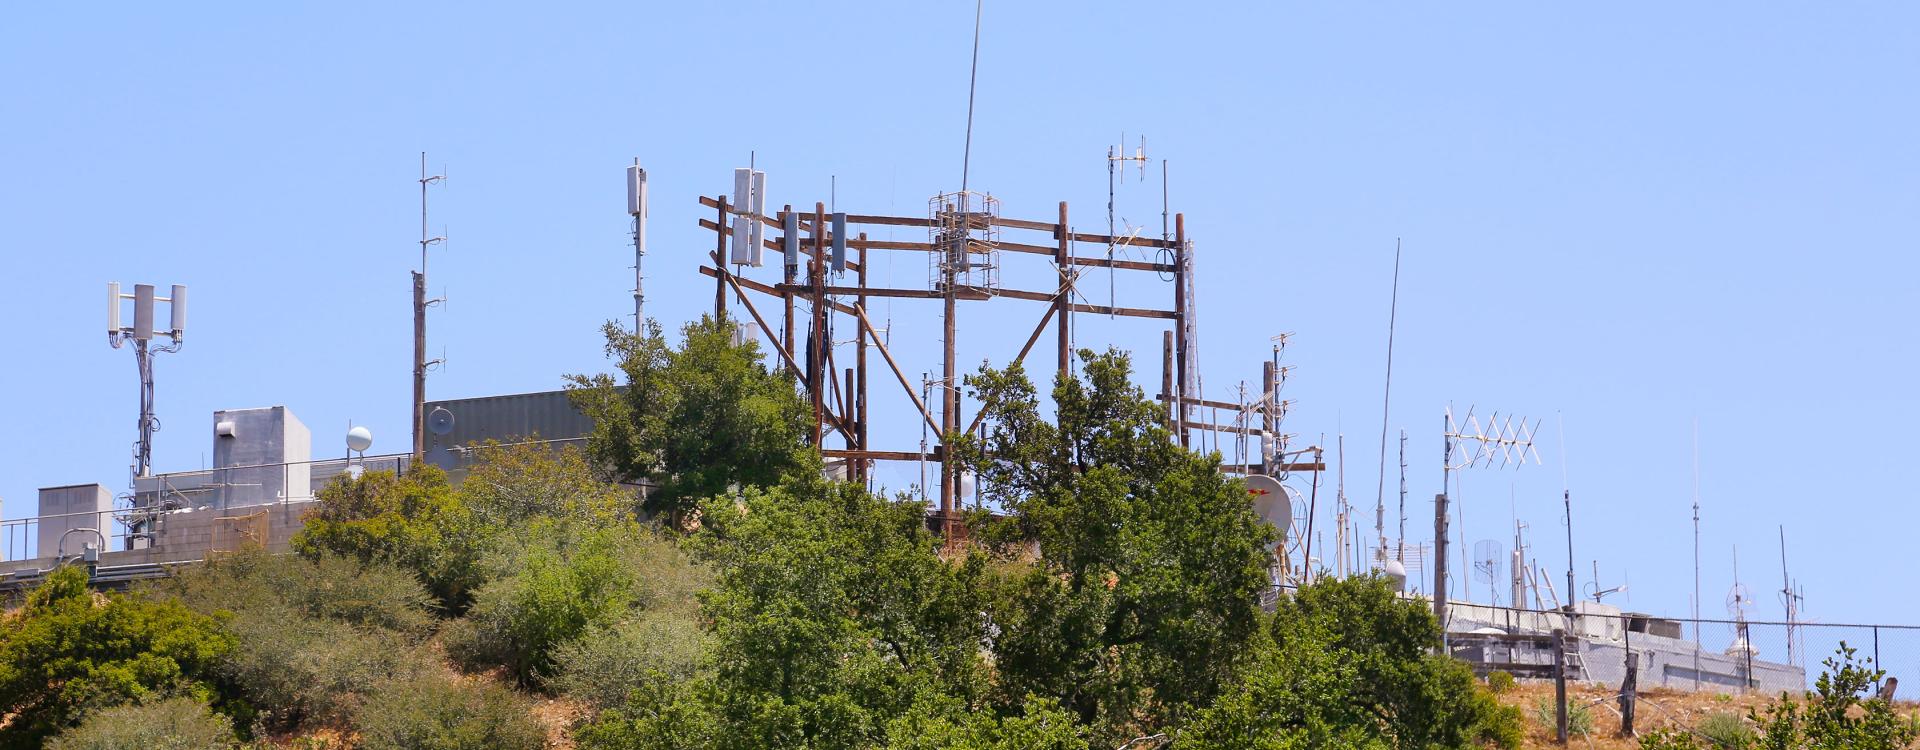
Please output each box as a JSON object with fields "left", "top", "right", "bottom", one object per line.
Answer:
{"left": 2, "top": 452, "right": 418, "bottom": 563}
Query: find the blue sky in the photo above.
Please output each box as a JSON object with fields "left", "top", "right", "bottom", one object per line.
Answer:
{"left": 3, "top": 1, "right": 1917, "bottom": 648}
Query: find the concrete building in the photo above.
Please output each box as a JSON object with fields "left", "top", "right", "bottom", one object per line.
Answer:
{"left": 1445, "top": 599, "right": 1805, "bottom": 694}
{"left": 5, "top": 391, "right": 597, "bottom": 583}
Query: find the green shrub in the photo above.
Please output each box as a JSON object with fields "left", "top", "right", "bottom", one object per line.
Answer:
{"left": 1532, "top": 696, "right": 1594, "bottom": 736}
{"left": 0, "top": 566, "right": 235, "bottom": 749}
{"left": 219, "top": 606, "right": 427, "bottom": 729}
{"left": 149, "top": 548, "right": 437, "bottom": 730}
{"left": 159, "top": 548, "right": 434, "bottom": 636}
{"left": 548, "top": 608, "right": 706, "bottom": 709}
{"left": 292, "top": 465, "right": 485, "bottom": 613}
{"left": 353, "top": 675, "right": 545, "bottom": 750}
{"left": 1697, "top": 710, "right": 1753, "bottom": 747}
{"left": 452, "top": 519, "right": 705, "bottom": 686}
{"left": 47, "top": 697, "right": 237, "bottom": 750}
{"left": 458, "top": 441, "right": 634, "bottom": 526}
{"left": 1180, "top": 574, "right": 1522, "bottom": 750}
{"left": 1747, "top": 643, "right": 1919, "bottom": 750}
{"left": 1486, "top": 670, "right": 1515, "bottom": 694}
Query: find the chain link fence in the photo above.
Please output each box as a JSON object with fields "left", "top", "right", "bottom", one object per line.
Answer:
{"left": 1449, "top": 602, "right": 1917, "bottom": 695}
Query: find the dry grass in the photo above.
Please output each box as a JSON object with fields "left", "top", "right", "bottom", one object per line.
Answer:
{"left": 1502, "top": 681, "right": 1775, "bottom": 749}
{"left": 1500, "top": 680, "right": 1920, "bottom": 749}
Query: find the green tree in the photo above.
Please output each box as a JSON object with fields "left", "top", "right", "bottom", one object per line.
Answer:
{"left": 958, "top": 351, "right": 1275, "bottom": 741}
{"left": 0, "top": 566, "right": 236, "bottom": 749}
{"left": 1179, "top": 575, "right": 1521, "bottom": 750}
{"left": 577, "top": 478, "right": 1022, "bottom": 750}
{"left": 567, "top": 316, "right": 815, "bottom": 521}
{"left": 292, "top": 465, "right": 483, "bottom": 612}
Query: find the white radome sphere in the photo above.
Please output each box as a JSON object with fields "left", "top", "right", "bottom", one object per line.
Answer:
{"left": 346, "top": 426, "right": 374, "bottom": 453}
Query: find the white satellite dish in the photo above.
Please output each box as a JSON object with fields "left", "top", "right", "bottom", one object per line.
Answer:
{"left": 428, "top": 406, "right": 455, "bottom": 436}
{"left": 1243, "top": 474, "right": 1290, "bottom": 551}
{"left": 1383, "top": 559, "right": 1408, "bottom": 592}
{"left": 346, "top": 425, "right": 374, "bottom": 453}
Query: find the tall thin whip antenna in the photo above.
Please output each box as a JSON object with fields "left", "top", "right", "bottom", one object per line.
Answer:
{"left": 1692, "top": 416, "right": 1702, "bottom": 690}
{"left": 959, "top": 0, "right": 984, "bottom": 194}
{"left": 1374, "top": 238, "right": 1402, "bottom": 564}
{"left": 1559, "top": 412, "right": 1574, "bottom": 622}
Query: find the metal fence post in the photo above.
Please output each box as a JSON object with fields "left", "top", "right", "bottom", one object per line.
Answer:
{"left": 1552, "top": 628, "right": 1568, "bottom": 744}
{"left": 1621, "top": 615, "right": 1635, "bottom": 737}
{"left": 1874, "top": 625, "right": 1883, "bottom": 694}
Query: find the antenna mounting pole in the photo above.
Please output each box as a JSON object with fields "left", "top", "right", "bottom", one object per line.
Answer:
{"left": 414, "top": 152, "right": 446, "bottom": 463}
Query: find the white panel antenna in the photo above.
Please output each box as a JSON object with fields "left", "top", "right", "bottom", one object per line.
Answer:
{"left": 728, "top": 167, "right": 768, "bottom": 267}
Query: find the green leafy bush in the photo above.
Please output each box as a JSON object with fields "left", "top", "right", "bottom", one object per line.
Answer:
{"left": 0, "top": 566, "right": 235, "bottom": 749}
{"left": 150, "top": 548, "right": 436, "bottom": 730}
{"left": 219, "top": 608, "right": 427, "bottom": 729}
{"left": 458, "top": 441, "right": 633, "bottom": 526}
{"left": 1486, "top": 670, "right": 1515, "bottom": 694}
{"left": 1747, "top": 643, "right": 1919, "bottom": 750}
{"left": 353, "top": 675, "right": 545, "bottom": 750}
{"left": 450, "top": 519, "right": 702, "bottom": 686}
{"left": 547, "top": 608, "right": 706, "bottom": 709}
{"left": 46, "top": 697, "right": 236, "bottom": 750}
{"left": 159, "top": 548, "right": 434, "bottom": 636}
{"left": 1181, "top": 574, "right": 1522, "bottom": 750}
{"left": 292, "top": 465, "right": 484, "bottom": 612}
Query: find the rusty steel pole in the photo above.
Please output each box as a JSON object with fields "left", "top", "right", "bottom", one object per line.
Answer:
{"left": 1173, "top": 213, "right": 1190, "bottom": 448}
{"left": 1055, "top": 201, "right": 1071, "bottom": 380}
{"left": 713, "top": 197, "right": 729, "bottom": 321}
{"left": 856, "top": 233, "right": 870, "bottom": 482}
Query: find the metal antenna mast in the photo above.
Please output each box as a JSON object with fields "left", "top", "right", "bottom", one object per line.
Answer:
{"left": 1105, "top": 134, "right": 1147, "bottom": 316}
{"left": 627, "top": 159, "right": 649, "bottom": 330}
{"left": 1692, "top": 417, "right": 1702, "bottom": 690}
{"left": 1559, "top": 413, "right": 1575, "bottom": 626}
{"left": 1374, "top": 239, "right": 1402, "bottom": 566}
{"left": 107, "top": 282, "right": 187, "bottom": 483}
{"left": 1397, "top": 428, "right": 1408, "bottom": 561}
{"left": 414, "top": 152, "right": 446, "bottom": 461}
{"left": 1779, "top": 524, "right": 1802, "bottom": 668}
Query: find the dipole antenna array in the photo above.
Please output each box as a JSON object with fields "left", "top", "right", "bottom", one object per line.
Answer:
{"left": 414, "top": 152, "right": 446, "bottom": 461}
{"left": 1434, "top": 406, "right": 1541, "bottom": 643}
{"left": 1105, "top": 134, "right": 1148, "bottom": 315}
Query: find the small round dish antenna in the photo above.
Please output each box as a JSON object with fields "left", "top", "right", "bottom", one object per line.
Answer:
{"left": 1243, "top": 474, "right": 1290, "bottom": 551}
{"left": 1382, "top": 558, "right": 1408, "bottom": 592}
{"left": 346, "top": 426, "right": 374, "bottom": 453}
{"left": 428, "top": 407, "right": 455, "bottom": 436}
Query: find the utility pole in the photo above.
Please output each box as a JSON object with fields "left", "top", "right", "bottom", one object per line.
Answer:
{"left": 414, "top": 153, "right": 445, "bottom": 462}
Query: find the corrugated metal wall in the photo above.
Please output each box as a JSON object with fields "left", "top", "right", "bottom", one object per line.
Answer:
{"left": 423, "top": 389, "right": 595, "bottom": 473}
